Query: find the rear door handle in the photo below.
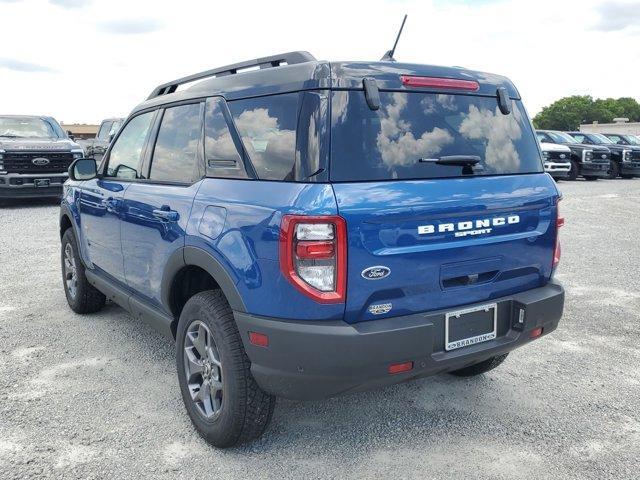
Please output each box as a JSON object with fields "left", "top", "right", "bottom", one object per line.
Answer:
{"left": 103, "top": 198, "right": 118, "bottom": 213}
{"left": 152, "top": 207, "right": 179, "bottom": 222}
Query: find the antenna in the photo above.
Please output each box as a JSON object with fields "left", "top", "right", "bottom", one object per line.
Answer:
{"left": 381, "top": 14, "right": 407, "bottom": 62}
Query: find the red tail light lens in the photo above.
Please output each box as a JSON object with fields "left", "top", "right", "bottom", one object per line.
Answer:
{"left": 388, "top": 361, "right": 414, "bottom": 375}
{"left": 400, "top": 75, "right": 480, "bottom": 91}
{"left": 280, "top": 215, "right": 347, "bottom": 303}
{"left": 553, "top": 199, "right": 564, "bottom": 269}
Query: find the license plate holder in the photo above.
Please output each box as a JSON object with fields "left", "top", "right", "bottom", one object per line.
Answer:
{"left": 445, "top": 303, "right": 497, "bottom": 351}
{"left": 34, "top": 179, "right": 50, "bottom": 188}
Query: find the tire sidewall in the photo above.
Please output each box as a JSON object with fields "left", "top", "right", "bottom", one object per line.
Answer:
{"left": 61, "top": 229, "right": 86, "bottom": 311}
{"left": 176, "top": 293, "right": 245, "bottom": 446}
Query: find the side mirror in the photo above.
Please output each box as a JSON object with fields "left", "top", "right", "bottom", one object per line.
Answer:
{"left": 66, "top": 130, "right": 75, "bottom": 141}
{"left": 69, "top": 158, "right": 98, "bottom": 181}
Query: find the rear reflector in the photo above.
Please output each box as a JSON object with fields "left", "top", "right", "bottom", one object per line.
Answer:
{"left": 529, "top": 327, "right": 543, "bottom": 339}
{"left": 400, "top": 75, "right": 480, "bottom": 91}
{"left": 388, "top": 361, "right": 414, "bottom": 375}
{"left": 553, "top": 199, "right": 564, "bottom": 269}
{"left": 249, "top": 331, "right": 269, "bottom": 347}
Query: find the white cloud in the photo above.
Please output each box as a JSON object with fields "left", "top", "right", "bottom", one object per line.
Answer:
{"left": 0, "top": 0, "right": 637, "bottom": 123}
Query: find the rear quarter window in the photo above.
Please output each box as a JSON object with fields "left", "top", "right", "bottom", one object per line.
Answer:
{"left": 228, "top": 93, "right": 298, "bottom": 181}
{"left": 330, "top": 91, "right": 543, "bottom": 181}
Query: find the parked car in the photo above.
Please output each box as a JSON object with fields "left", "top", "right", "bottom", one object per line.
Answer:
{"left": 601, "top": 133, "right": 640, "bottom": 178}
{"left": 60, "top": 51, "right": 565, "bottom": 447}
{"left": 539, "top": 142, "right": 572, "bottom": 179}
{"left": 536, "top": 130, "right": 610, "bottom": 180}
{"left": 0, "top": 115, "right": 84, "bottom": 200}
{"left": 568, "top": 132, "right": 639, "bottom": 179}
{"left": 77, "top": 118, "right": 123, "bottom": 163}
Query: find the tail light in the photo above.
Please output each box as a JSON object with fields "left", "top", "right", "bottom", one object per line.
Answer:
{"left": 280, "top": 215, "right": 347, "bottom": 303}
{"left": 400, "top": 75, "right": 480, "bottom": 91}
{"left": 553, "top": 198, "right": 564, "bottom": 270}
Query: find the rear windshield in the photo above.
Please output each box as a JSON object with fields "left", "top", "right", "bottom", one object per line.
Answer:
{"left": 330, "top": 91, "right": 543, "bottom": 181}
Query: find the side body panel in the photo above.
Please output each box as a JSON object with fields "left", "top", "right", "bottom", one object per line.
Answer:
{"left": 121, "top": 181, "right": 201, "bottom": 309}
{"left": 187, "top": 179, "right": 343, "bottom": 320}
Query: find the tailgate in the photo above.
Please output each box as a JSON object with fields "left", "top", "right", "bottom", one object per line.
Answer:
{"left": 333, "top": 174, "right": 559, "bottom": 323}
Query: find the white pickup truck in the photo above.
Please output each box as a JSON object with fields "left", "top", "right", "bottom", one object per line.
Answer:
{"left": 540, "top": 142, "right": 572, "bottom": 179}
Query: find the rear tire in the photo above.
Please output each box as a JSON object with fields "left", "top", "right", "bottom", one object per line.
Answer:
{"left": 583, "top": 176, "right": 598, "bottom": 181}
{"left": 567, "top": 160, "right": 579, "bottom": 181}
{"left": 621, "top": 174, "right": 635, "bottom": 179}
{"left": 449, "top": 353, "right": 509, "bottom": 377}
{"left": 61, "top": 228, "right": 106, "bottom": 314}
{"left": 607, "top": 161, "right": 620, "bottom": 179}
{"left": 176, "top": 290, "right": 275, "bottom": 448}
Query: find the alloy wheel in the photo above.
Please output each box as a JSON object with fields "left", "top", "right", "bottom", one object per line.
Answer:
{"left": 184, "top": 320, "right": 224, "bottom": 419}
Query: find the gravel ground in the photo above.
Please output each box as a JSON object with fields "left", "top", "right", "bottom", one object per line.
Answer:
{"left": 0, "top": 179, "right": 639, "bottom": 480}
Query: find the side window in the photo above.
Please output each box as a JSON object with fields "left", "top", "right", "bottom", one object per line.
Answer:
{"left": 105, "top": 111, "right": 154, "bottom": 179}
{"left": 108, "top": 120, "right": 122, "bottom": 138}
{"left": 228, "top": 93, "right": 298, "bottom": 181}
{"left": 149, "top": 103, "right": 203, "bottom": 183}
{"left": 537, "top": 132, "right": 550, "bottom": 143}
{"left": 204, "top": 97, "right": 248, "bottom": 178}
{"left": 96, "top": 121, "right": 112, "bottom": 141}
{"left": 573, "top": 134, "right": 587, "bottom": 143}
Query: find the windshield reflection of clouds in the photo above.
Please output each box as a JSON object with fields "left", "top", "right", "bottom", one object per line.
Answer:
{"left": 375, "top": 93, "right": 523, "bottom": 173}
{"left": 459, "top": 103, "right": 522, "bottom": 172}
{"left": 233, "top": 106, "right": 295, "bottom": 180}
{"left": 377, "top": 92, "right": 454, "bottom": 167}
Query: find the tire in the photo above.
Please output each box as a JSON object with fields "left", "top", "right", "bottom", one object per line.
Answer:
{"left": 621, "top": 174, "right": 635, "bottom": 179}
{"left": 567, "top": 160, "right": 579, "bottom": 181}
{"left": 176, "top": 290, "right": 275, "bottom": 448}
{"left": 583, "top": 176, "right": 598, "bottom": 181}
{"left": 61, "top": 228, "right": 106, "bottom": 314}
{"left": 449, "top": 353, "right": 509, "bottom": 377}
{"left": 607, "top": 161, "right": 620, "bottom": 179}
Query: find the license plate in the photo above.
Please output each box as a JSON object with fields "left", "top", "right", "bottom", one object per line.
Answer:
{"left": 34, "top": 179, "right": 50, "bottom": 188}
{"left": 445, "top": 303, "right": 497, "bottom": 351}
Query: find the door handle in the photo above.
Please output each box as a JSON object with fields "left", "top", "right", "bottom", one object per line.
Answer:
{"left": 152, "top": 207, "right": 179, "bottom": 222}
{"left": 103, "top": 198, "right": 118, "bottom": 213}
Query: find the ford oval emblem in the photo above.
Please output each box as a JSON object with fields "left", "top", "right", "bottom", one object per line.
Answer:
{"left": 361, "top": 266, "right": 391, "bottom": 280}
{"left": 32, "top": 157, "right": 50, "bottom": 166}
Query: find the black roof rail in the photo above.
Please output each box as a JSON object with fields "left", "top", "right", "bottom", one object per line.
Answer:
{"left": 147, "top": 51, "right": 317, "bottom": 100}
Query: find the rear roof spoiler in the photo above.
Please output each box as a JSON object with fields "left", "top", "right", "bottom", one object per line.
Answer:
{"left": 147, "top": 51, "right": 316, "bottom": 100}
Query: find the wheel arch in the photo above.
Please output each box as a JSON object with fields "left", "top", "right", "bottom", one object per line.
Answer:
{"left": 162, "top": 246, "right": 246, "bottom": 336}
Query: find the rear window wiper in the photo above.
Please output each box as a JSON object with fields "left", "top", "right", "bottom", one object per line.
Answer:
{"left": 419, "top": 155, "right": 481, "bottom": 166}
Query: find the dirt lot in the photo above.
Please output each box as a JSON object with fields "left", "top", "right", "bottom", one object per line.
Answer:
{"left": 0, "top": 178, "right": 638, "bottom": 480}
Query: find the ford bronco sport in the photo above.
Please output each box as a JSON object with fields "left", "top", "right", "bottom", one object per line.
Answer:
{"left": 60, "top": 51, "right": 565, "bottom": 447}
{"left": 0, "top": 115, "right": 84, "bottom": 199}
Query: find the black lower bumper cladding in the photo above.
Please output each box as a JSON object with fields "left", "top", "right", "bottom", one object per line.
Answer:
{"left": 235, "top": 281, "right": 564, "bottom": 400}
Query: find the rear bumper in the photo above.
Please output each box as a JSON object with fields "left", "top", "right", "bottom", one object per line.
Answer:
{"left": 235, "top": 281, "right": 564, "bottom": 400}
{"left": 0, "top": 173, "right": 66, "bottom": 198}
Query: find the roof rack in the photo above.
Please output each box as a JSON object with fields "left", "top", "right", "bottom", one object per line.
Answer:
{"left": 147, "top": 51, "right": 317, "bottom": 100}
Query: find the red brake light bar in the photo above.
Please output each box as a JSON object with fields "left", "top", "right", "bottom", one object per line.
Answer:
{"left": 400, "top": 75, "right": 480, "bottom": 91}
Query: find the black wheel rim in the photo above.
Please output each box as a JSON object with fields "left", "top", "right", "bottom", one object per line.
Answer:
{"left": 183, "top": 320, "right": 224, "bottom": 419}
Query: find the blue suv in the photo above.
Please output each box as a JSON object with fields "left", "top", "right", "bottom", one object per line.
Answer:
{"left": 60, "top": 51, "right": 565, "bottom": 447}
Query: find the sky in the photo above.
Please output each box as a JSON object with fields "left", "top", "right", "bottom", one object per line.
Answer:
{"left": 0, "top": 0, "right": 639, "bottom": 124}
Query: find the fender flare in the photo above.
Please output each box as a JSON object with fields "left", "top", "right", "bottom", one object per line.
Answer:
{"left": 161, "top": 246, "right": 246, "bottom": 316}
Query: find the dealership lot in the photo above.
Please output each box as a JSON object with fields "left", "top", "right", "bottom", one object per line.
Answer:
{"left": 0, "top": 179, "right": 638, "bottom": 480}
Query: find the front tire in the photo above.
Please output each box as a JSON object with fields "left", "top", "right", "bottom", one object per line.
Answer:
{"left": 583, "top": 176, "right": 599, "bottom": 181}
{"left": 449, "top": 353, "right": 509, "bottom": 377}
{"left": 567, "top": 160, "right": 579, "bottom": 181}
{"left": 176, "top": 290, "right": 275, "bottom": 448}
{"left": 61, "top": 228, "right": 106, "bottom": 314}
{"left": 607, "top": 161, "right": 620, "bottom": 179}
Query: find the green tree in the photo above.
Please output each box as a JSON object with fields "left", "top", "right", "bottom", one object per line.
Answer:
{"left": 532, "top": 96, "right": 640, "bottom": 130}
